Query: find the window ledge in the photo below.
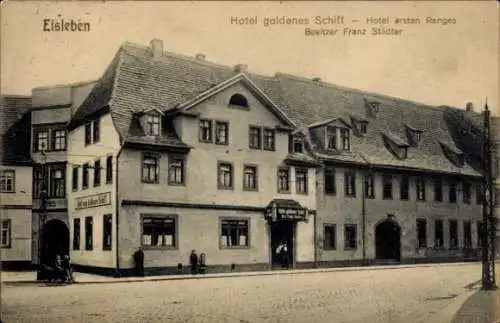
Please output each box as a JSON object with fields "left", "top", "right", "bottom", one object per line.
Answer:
{"left": 243, "top": 187, "right": 259, "bottom": 192}
{"left": 277, "top": 190, "right": 291, "bottom": 194}
{"left": 217, "top": 186, "right": 234, "bottom": 191}
{"left": 168, "top": 182, "right": 186, "bottom": 187}
{"left": 142, "top": 181, "right": 159, "bottom": 185}
{"left": 0, "top": 191, "right": 16, "bottom": 194}
{"left": 141, "top": 246, "right": 178, "bottom": 251}
{"left": 219, "top": 246, "right": 250, "bottom": 250}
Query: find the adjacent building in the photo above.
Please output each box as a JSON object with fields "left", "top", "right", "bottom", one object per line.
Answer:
{"left": 0, "top": 96, "right": 34, "bottom": 269}
{"left": 2, "top": 38, "right": 496, "bottom": 275}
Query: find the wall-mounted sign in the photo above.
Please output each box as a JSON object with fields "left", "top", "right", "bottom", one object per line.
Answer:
{"left": 265, "top": 206, "right": 308, "bottom": 221}
{"left": 75, "top": 192, "right": 111, "bottom": 210}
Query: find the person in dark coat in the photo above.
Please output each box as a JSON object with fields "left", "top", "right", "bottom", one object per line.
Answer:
{"left": 62, "top": 255, "right": 73, "bottom": 283}
{"left": 133, "top": 248, "right": 145, "bottom": 277}
{"left": 276, "top": 240, "right": 289, "bottom": 269}
{"left": 189, "top": 250, "right": 198, "bottom": 275}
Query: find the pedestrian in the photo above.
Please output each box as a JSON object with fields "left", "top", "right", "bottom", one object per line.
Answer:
{"left": 133, "top": 248, "right": 145, "bottom": 277}
{"left": 62, "top": 254, "right": 73, "bottom": 283}
{"left": 276, "top": 240, "right": 289, "bottom": 269}
{"left": 189, "top": 250, "right": 198, "bottom": 275}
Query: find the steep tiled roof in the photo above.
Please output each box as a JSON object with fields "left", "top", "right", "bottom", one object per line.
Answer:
{"left": 0, "top": 96, "right": 33, "bottom": 165}
{"left": 69, "top": 40, "right": 484, "bottom": 177}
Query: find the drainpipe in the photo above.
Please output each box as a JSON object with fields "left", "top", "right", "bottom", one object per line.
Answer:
{"left": 359, "top": 154, "right": 371, "bottom": 266}
{"left": 114, "top": 147, "right": 123, "bottom": 277}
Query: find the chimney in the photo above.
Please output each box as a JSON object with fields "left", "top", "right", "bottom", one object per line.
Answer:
{"left": 150, "top": 39, "right": 164, "bottom": 59}
{"left": 195, "top": 53, "right": 206, "bottom": 61}
{"left": 312, "top": 77, "right": 322, "bottom": 82}
{"left": 465, "top": 102, "right": 474, "bottom": 112}
{"left": 234, "top": 64, "right": 248, "bottom": 73}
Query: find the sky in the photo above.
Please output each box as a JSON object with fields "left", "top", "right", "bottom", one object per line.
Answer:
{"left": 1, "top": 1, "right": 499, "bottom": 115}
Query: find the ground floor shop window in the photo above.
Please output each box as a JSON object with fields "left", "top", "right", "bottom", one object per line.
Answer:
{"left": 103, "top": 214, "right": 112, "bottom": 250}
{"left": 73, "top": 218, "right": 80, "bottom": 250}
{"left": 1, "top": 220, "right": 11, "bottom": 248}
{"left": 344, "top": 224, "right": 357, "bottom": 250}
{"left": 463, "top": 221, "right": 472, "bottom": 248}
{"left": 416, "top": 219, "right": 427, "bottom": 248}
{"left": 85, "top": 216, "right": 93, "bottom": 250}
{"left": 434, "top": 220, "right": 444, "bottom": 248}
{"left": 323, "top": 224, "right": 336, "bottom": 250}
{"left": 220, "top": 219, "right": 249, "bottom": 248}
{"left": 142, "top": 215, "right": 176, "bottom": 248}
{"left": 449, "top": 220, "right": 458, "bottom": 249}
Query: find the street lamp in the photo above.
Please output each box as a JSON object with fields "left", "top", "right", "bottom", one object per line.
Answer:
{"left": 481, "top": 102, "right": 497, "bottom": 290}
{"left": 36, "top": 150, "right": 48, "bottom": 281}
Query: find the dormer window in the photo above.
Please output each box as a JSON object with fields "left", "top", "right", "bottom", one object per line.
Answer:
{"left": 326, "top": 127, "right": 337, "bottom": 149}
{"left": 364, "top": 98, "right": 381, "bottom": 117}
{"left": 229, "top": 93, "right": 249, "bottom": 108}
{"left": 440, "top": 141, "right": 464, "bottom": 167}
{"left": 405, "top": 124, "right": 423, "bottom": 146}
{"left": 340, "top": 128, "right": 350, "bottom": 151}
{"left": 359, "top": 122, "right": 368, "bottom": 134}
{"left": 382, "top": 131, "right": 409, "bottom": 160}
{"left": 293, "top": 138, "right": 303, "bottom": 153}
{"left": 146, "top": 115, "right": 161, "bottom": 136}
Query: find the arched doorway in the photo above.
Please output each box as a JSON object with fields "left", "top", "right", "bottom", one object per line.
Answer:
{"left": 41, "top": 219, "right": 69, "bottom": 265}
{"left": 375, "top": 219, "right": 401, "bottom": 261}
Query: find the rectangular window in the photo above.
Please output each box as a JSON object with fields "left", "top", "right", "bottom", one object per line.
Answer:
{"left": 263, "top": 129, "right": 275, "bottom": 151}
{"left": 215, "top": 121, "right": 229, "bottom": 145}
{"left": 51, "top": 129, "right": 66, "bottom": 151}
{"left": 146, "top": 115, "right": 160, "bottom": 136}
{"left": 142, "top": 155, "right": 159, "bottom": 184}
{"left": 324, "top": 224, "right": 336, "bottom": 250}
{"left": 277, "top": 167, "right": 290, "bottom": 193}
{"left": 73, "top": 219, "right": 80, "bottom": 250}
{"left": 364, "top": 172, "right": 375, "bottom": 199}
{"left": 199, "top": 119, "right": 213, "bottom": 142}
{"left": 1, "top": 220, "right": 11, "bottom": 248}
{"left": 400, "top": 176, "right": 410, "bottom": 200}
{"left": 324, "top": 167, "right": 336, "bottom": 195}
{"left": 326, "top": 127, "right": 337, "bottom": 149}
{"left": 243, "top": 165, "right": 258, "bottom": 191}
{"left": 72, "top": 166, "right": 79, "bottom": 191}
{"left": 82, "top": 163, "right": 89, "bottom": 189}
{"left": 249, "top": 126, "right": 261, "bottom": 149}
{"left": 218, "top": 162, "right": 233, "bottom": 189}
{"left": 416, "top": 178, "right": 426, "bottom": 201}
{"left": 434, "top": 220, "right": 444, "bottom": 248}
{"left": 102, "top": 214, "right": 112, "bottom": 251}
{"left": 33, "top": 169, "right": 44, "bottom": 198}
{"left": 142, "top": 216, "right": 176, "bottom": 248}
{"left": 220, "top": 219, "right": 249, "bottom": 248}
{"left": 462, "top": 182, "right": 471, "bottom": 204}
{"left": 49, "top": 166, "right": 65, "bottom": 198}
{"left": 93, "top": 119, "right": 101, "bottom": 143}
{"left": 449, "top": 220, "right": 458, "bottom": 250}
{"left": 359, "top": 122, "right": 367, "bottom": 134}
{"left": 463, "top": 220, "right": 472, "bottom": 249}
{"left": 84, "top": 123, "right": 92, "bottom": 145}
{"left": 476, "top": 184, "right": 484, "bottom": 205}
{"left": 34, "top": 130, "right": 49, "bottom": 152}
{"left": 106, "top": 156, "right": 113, "bottom": 184}
{"left": 449, "top": 181, "right": 457, "bottom": 203}
{"left": 382, "top": 174, "right": 393, "bottom": 199}
{"left": 344, "top": 224, "right": 357, "bottom": 250}
{"left": 434, "top": 178, "right": 443, "bottom": 202}
{"left": 0, "top": 170, "right": 15, "bottom": 193}
{"left": 416, "top": 219, "right": 427, "bottom": 248}
{"left": 340, "top": 128, "right": 350, "bottom": 151}
{"left": 295, "top": 168, "right": 308, "bottom": 194}
{"left": 168, "top": 156, "right": 185, "bottom": 185}
{"left": 85, "top": 216, "right": 93, "bottom": 251}
{"left": 293, "top": 138, "right": 304, "bottom": 153}
{"left": 93, "top": 159, "right": 101, "bottom": 187}
{"left": 344, "top": 171, "right": 356, "bottom": 197}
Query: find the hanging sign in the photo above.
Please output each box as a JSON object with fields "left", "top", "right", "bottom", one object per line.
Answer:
{"left": 75, "top": 192, "right": 112, "bottom": 210}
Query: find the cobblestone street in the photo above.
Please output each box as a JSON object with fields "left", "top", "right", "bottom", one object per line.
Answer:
{"left": 1, "top": 263, "right": 496, "bottom": 323}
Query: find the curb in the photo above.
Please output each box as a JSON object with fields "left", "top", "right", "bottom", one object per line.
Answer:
{"left": 2, "top": 261, "right": 479, "bottom": 286}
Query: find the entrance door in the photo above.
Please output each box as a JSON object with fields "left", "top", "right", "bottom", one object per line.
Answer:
{"left": 375, "top": 220, "right": 401, "bottom": 261}
{"left": 270, "top": 221, "right": 295, "bottom": 268}
{"left": 41, "top": 219, "right": 70, "bottom": 265}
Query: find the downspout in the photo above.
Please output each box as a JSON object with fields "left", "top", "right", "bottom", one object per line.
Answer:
{"left": 359, "top": 154, "right": 371, "bottom": 266}
{"left": 115, "top": 147, "right": 123, "bottom": 277}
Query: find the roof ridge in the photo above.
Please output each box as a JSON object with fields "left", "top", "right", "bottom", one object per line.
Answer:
{"left": 276, "top": 72, "right": 447, "bottom": 111}
{"left": 32, "top": 79, "right": 98, "bottom": 91}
